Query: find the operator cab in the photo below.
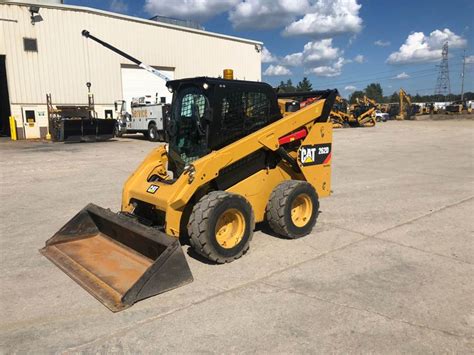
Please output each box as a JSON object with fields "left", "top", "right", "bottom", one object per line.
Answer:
{"left": 166, "top": 77, "right": 281, "bottom": 176}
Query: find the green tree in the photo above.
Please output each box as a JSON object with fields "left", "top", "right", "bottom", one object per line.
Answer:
{"left": 296, "top": 77, "right": 313, "bottom": 92}
{"left": 278, "top": 80, "right": 287, "bottom": 92}
{"left": 349, "top": 90, "right": 365, "bottom": 104}
{"left": 364, "top": 83, "right": 383, "bottom": 103}
{"left": 286, "top": 79, "right": 296, "bottom": 92}
{"left": 278, "top": 79, "right": 296, "bottom": 93}
{"left": 388, "top": 91, "right": 399, "bottom": 103}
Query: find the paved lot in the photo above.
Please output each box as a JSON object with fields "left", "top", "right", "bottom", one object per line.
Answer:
{"left": 1, "top": 119, "right": 473, "bottom": 353}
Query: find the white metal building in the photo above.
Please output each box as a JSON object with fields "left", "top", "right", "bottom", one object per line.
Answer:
{"left": 0, "top": 1, "right": 262, "bottom": 139}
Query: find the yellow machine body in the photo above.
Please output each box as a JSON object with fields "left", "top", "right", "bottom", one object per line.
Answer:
{"left": 122, "top": 99, "right": 332, "bottom": 237}
{"left": 41, "top": 55, "right": 337, "bottom": 311}
{"left": 347, "top": 96, "right": 377, "bottom": 127}
{"left": 396, "top": 88, "right": 413, "bottom": 120}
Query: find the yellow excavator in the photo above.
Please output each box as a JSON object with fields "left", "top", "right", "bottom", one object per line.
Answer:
{"left": 41, "top": 31, "right": 338, "bottom": 312}
{"left": 347, "top": 96, "right": 377, "bottom": 127}
{"left": 396, "top": 89, "right": 414, "bottom": 120}
{"left": 329, "top": 96, "right": 351, "bottom": 128}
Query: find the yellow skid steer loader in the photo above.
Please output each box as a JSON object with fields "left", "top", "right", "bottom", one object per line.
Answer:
{"left": 41, "top": 32, "right": 337, "bottom": 312}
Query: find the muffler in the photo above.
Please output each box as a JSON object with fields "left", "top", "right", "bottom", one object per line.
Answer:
{"left": 40, "top": 204, "right": 193, "bottom": 312}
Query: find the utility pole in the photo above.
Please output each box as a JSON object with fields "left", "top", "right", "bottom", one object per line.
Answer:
{"left": 461, "top": 50, "right": 466, "bottom": 101}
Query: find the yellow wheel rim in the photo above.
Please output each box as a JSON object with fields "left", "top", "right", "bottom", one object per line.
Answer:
{"left": 215, "top": 208, "right": 245, "bottom": 249}
{"left": 291, "top": 194, "right": 313, "bottom": 227}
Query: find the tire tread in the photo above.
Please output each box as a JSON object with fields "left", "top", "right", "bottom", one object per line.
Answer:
{"left": 188, "top": 191, "right": 254, "bottom": 263}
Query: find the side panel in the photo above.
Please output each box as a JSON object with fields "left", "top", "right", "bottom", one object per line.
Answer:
{"left": 226, "top": 166, "right": 295, "bottom": 223}
{"left": 129, "top": 105, "right": 164, "bottom": 131}
{"left": 297, "top": 122, "right": 332, "bottom": 198}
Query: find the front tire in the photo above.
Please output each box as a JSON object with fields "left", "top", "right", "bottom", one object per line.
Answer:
{"left": 188, "top": 191, "right": 254, "bottom": 263}
{"left": 148, "top": 123, "right": 159, "bottom": 142}
{"left": 266, "top": 181, "right": 319, "bottom": 239}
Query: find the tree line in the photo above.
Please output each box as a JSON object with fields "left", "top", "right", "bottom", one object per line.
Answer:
{"left": 278, "top": 78, "right": 313, "bottom": 93}
{"left": 277, "top": 78, "right": 473, "bottom": 103}
{"left": 348, "top": 84, "right": 474, "bottom": 104}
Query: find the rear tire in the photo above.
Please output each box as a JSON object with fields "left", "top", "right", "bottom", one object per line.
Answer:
{"left": 114, "top": 125, "right": 123, "bottom": 138}
{"left": 148, "top": 123, "right": 159, "bottom": 142}
{"left": 188, "top": 191, "right": 254, "bottom": 263}
{"left": 157, "top": 130, "right": 165, "bottom": 142}
{"left": 266, "top": 180, "right": 319, "bottom": 239}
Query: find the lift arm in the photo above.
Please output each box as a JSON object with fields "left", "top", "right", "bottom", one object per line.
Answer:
{"left": 81, "top": 30, "right": 171, "bottom": 82}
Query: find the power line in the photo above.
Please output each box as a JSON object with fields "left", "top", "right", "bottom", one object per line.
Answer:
{"left": 313, "top": 63, "right": 466, "bottom": 88}
{"left": 320, "top": 69, "right": 438, "bottom": 87}
{"left": 311, "top": 56, "right": 467, "bottom": 83}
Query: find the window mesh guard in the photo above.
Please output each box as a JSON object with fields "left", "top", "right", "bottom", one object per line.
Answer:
{"left": 221, "top": 91, "right": 271, "bottom": 136}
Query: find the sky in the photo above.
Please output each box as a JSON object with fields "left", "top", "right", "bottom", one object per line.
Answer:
{"left": 67, "top": 0, "right": 474, "bottom": 98}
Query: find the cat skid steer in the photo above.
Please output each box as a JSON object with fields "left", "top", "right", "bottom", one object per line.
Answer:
{"left": 41, "top": 32, "right": 337, "bottom": 312}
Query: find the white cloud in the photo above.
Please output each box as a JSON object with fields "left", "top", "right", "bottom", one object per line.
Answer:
{"left": 303, "top": 39, "right": 342, "bottom": 63}
{"left": 144, "top": 0, "right": 237, "bottom": 22}
{"left": 143, "top": 0, "right": 363, "bottom": 39}
{"left": 307, "top": 57, "right": 345, "bottom": 77}
{"left": 354, "top": 54, "right": 364, "bottom": 63}
{"left": 110, "top": 0, "right": 128, "bottom": 13}
{"left": 263, "top": 64, "right": 292, "bottom": 76}
{"left": 283, "top": 39, "right": 341, "bottom": 66}
{"left": 387, "top": 28, "right": 467, "bottom": 64}
{"left": 344, "top": 85, "right": 356, "bottom": 91}
{"left": 230, "top": 0, "right": 310, "bottom": 30}
{"left": 229, "top": 0, "right": 362, "bottom": 37}
{"left": 393, "top": 72, "right": 410, "bottom": 79}
{"left": 374, "top": 40, "right": 390, "bottom": 47}
{"left": 261, "top": 47, "right": 277, "bottom": 63}
{"left": 283, "top": 0, "right": 362, "bottom": 37}
{"left": 281, "top": 39, "right": 346, "bottom": 77}
{"left": 466, "top": 55, "right": 474, "bottom": 64}
{"left": 282, "top": 52, "right": 304, "bottom": 66}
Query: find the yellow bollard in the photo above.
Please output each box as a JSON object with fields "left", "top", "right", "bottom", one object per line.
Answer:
{"left": 9, "top": 116, "right": 17, "bottom": 141}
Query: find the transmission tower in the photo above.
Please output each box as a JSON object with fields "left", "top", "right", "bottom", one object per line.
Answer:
{"left": 434, "top": 42, "right": 451, "bottom": 96}
{"left": 461, "top": 50, "right": 466, "bottom": 101}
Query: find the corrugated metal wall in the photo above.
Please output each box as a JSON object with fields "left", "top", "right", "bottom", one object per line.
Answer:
{"left": 0, "top": 3, "right": 262, "bottom": 106}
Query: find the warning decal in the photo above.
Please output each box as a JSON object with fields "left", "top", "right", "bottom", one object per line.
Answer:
{"left": 147, "top": 184, "right": 160, "bottom": 194}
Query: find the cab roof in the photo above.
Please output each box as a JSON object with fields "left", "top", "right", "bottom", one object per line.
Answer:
{"left": 166, "top": 77, "right": 274, "bottom": 92}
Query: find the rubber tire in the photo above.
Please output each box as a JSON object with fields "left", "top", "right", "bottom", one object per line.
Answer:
{"left": 188, "top": 191, "right": 254, "bottom": 264}
{"left": 114, "top": 126, "right": 123, "bottom": 138}
{"left": 157, "top": 130, "right": 166, "bottom": 142}
{"left": 266, "top": 180, "right": 319, "bottom": 239}
{"left": 148, "top": 123, "right": 159, "bottom": 142}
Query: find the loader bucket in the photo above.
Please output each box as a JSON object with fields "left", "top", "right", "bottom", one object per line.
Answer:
{"left": 40, "top": 204, "right": 193, "bottom": 312}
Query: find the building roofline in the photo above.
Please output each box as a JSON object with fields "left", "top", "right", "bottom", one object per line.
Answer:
{"left": 3, "top": 1, "right": 263, "bottom": 46}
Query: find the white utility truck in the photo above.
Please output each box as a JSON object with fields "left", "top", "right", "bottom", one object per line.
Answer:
{"left": 81, "top": 31, "right": 171, "bottom": 142}
{"left": 115, "top": 96, "right": 168, "bottom": 141}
